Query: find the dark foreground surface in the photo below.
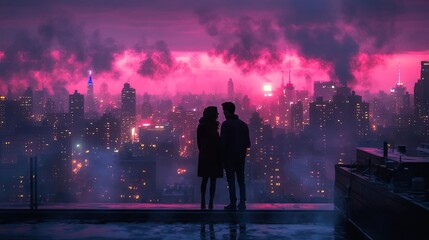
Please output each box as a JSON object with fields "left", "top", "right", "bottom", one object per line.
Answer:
{"left": 0, "top": 203, "right": 369, "bottom": 239}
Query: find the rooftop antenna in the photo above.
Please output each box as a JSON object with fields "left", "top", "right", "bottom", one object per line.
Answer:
{"left": 288, "top": 61, "right": 292, "bottom": 84}
{"left": 397, "top": 63, "right": 402, "bottom": 86}
{"left": 281, "top": 70, "right": 285, "bottom": 89}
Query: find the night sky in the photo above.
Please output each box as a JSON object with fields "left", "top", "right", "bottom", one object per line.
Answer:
{"left": 0, "top": 0, "right": 428, "bottom": 101}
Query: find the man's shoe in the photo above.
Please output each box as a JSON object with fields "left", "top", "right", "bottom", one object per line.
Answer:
{"left": 224, "top": 204, "right": 237, "bottom": 211}
{"left": 237, "top": 202, "right": 246, "bottom": 211}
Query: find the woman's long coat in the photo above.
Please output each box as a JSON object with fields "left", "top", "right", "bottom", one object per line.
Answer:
{"left": 197, "top": 122, "right": 223, "bottom": 178}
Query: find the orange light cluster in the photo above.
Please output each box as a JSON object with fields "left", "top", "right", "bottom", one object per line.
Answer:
{"left": 72, "top": 159, "right": 83, "bottom": 174}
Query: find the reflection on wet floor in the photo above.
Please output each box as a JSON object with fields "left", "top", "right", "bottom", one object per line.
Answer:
{"left": 0, "top": 221, "right": 367, "bottom": 240}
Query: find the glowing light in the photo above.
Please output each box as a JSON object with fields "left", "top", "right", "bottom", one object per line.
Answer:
{"left": 177, "top": 168, "right": 187, "bottom": 174}
{"left": 72, "top": 160, "right": 83, "bottom": 174}
{"left": 263, "top": 83, "right": 272, "bottom": 92}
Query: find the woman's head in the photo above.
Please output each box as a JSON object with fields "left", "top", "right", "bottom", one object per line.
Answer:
{"left": 202, "top": 106, "right": 218, "bottom": 121}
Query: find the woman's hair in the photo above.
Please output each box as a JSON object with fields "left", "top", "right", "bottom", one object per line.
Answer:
{"left": 200, "top": 106, "right": 219, "bottom": 127}
{"left": 203, "top": 106, "right": 218, "bottom": 120}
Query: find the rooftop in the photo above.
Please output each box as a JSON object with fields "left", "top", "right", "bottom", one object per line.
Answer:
{"left": 0, "top": 203, "right": 335, "bottom": 224}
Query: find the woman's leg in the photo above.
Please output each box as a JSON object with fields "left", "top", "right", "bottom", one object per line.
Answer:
{"left": 201, "top": 177, "right": 208, "bottom": 209}
{"left": 208, "top": 177, "right": 216, "bottom": 209}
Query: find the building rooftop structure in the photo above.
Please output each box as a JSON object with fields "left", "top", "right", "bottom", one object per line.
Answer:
{"left": 335, "top": 144, "right": 429, "bottom": 240}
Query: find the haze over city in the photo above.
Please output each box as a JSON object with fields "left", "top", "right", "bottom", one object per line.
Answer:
{"left": 1, "top": 0, "right": 429, "bottom": 100}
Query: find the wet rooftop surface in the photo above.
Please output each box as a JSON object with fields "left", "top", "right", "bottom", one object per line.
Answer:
{"left": 0, "top": 203, "right": 334, "bottom": 210}
{"left": 0, "top": 203, "right": 369, "bottom": 239}
{"left": 0, "top": 203, "right": 335, "bottom": 224}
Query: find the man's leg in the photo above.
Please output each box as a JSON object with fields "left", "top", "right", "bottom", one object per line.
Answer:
{"left": 236, "top": 160, "right": 246, "bottom": 210}
{"left": 225, "top": 167, "right": 237, "bottom": 210}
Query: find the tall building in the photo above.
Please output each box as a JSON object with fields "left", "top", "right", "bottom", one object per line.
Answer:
{"left": 228, "top": 78, "right": 234, "bottom": 100}
{"left": 390, "top": 65, "right": 408, "bottom": 115}
{"left": 121, "top": 83, "right": 136, "bottom": 143}
{"left": 313, "top": 81, "right": 337, "bottom": 101}
{"left": 414, "top": 61, "right": 429, "bottom": 139}
{"left": 309, "top": 88, "right": 369, "bottom": 164}
{"left": 247, "top": 112, "right": 283, "bottom": 201}
{"left": 84, "top": 113, "right": 120, "bottom": 150}
{"left": 86, "top": 71, "right": 97, "bottom": 116}
{"left": 141, "top": 93, "right": 153, "bottom": 119}
{"left": 167, "top": 106, "right": 197, "bottom": 158}
{"left": 44, "top": 98, "right": 55, "bottom": 116}
{"left": 33, "top": 88, "right": 47, "bottom": 117}
{"left": 277, "top": 70, "right": 296, "bottom": 129}
{"left": 290, "top": 101, "right": 304, "bottom": 133}
{"left": 19, "top": 87, "right": 33, "bottom": 121}
{"left": 0, "top": 96, "right": 6, "bottom": 130}
{"left": 69, "top": 90, "right": 84, "bottom": 126}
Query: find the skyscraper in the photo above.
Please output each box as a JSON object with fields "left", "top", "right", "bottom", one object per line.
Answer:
{"left": 33, "top": 88, "right": 47, "bottom": 117}
{"left": 414, "top": 61, "right": 429, "bottom": 139}
{"left": 141, "top": 93, "right": 153, "bottom": 119}
{"left": 228, "top": 78, "right": 234, "bottom": 100}
{"left": 414, "top": 61, "right": 429, "bottom": 118}
{"left": 390, "top": 65, "right": 408, "bottom": 115}
{"left": 290, "top": 101, "right": 304, "bottom": 133}
{"left": 19, "top": 87, "right": 33, "bottom": 121}
{"left": 277, "top": 70, "right": 295, "bottom": 129}
{"left": 69, "top": 90, "right": 84, "bottom": 126}
{"left": 86, "top": 71, "right": 96, "bottom": 116}
{"left": 121, "top": 83, "right": 136, "bottom": 143}
{"left": 0, "top": 96, "right": 6, "bottom": 130}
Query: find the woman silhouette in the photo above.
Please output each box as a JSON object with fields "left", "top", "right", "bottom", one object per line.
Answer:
{"left": 197, "top": 106, "right": 223, "bottom": 209}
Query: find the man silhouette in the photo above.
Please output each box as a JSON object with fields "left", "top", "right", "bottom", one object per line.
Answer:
{"left": 220, "top": 102, "right": 251, "bottom": 211}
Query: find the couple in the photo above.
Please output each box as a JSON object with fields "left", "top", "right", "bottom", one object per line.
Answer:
{"left": 197, "top": 102, "right": 251, "bottom": 211}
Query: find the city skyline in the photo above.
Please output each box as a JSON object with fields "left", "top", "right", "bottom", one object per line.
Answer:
{"left": 1, "top": 0, "right": 429, "bottom": 102}
{"left": 0, "top": 59, "right": 428, "bottom": 209}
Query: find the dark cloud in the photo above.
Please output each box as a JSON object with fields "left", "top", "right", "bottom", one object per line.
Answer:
{"left": 0, "top": 17, "right": 121, "bottom": 91}
{"left": 194, "top": 0, "right": 422, "bottom": 86}
{"left": 340, "top": 0, "right": 401, "bottom": 51}
{"left": 280, "top": 0, "right": 338, "bottom": 26}
{"left": 88, "top": 31, "right": 121, "bottom": 72}
{"left": 283, "top": 25, "right": 359, "bottom": 85}
{"left": 276, "top": 0, "right": 402, "bottom": 86}
{"left": 0, "top": 31, "right": 46, "bottom": 79}
{"left": 38, "top": 17, "right": 87, "bottom": 62}
{"left": 198, "top": 11, "right": 283, "bottom": 75}
{"left": 0, "top": 0, "right": 428, "bottom": 91}
{"left": 196, "top": 8, "right": 221, "bottom": 37}
{"left": 137, "top": 41, "right": 176, "bottom": 80}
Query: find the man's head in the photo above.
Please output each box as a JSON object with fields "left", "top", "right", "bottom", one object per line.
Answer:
{"left": 222, "top": 102, "right": 235, "bottom": 118}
